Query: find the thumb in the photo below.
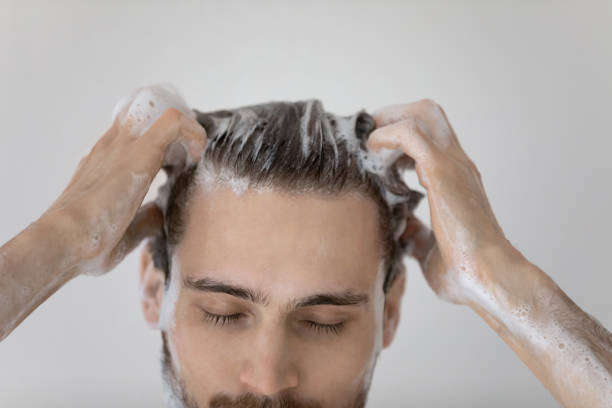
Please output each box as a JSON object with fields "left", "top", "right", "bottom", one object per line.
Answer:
{"left": 400, "top": 215, "right": 436, "bottom": 265}
{"left": 104, "top": 201, "right": 163, "bottom": 272}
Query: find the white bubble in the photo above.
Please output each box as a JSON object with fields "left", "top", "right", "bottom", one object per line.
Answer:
{"left": 359, "top": 147, "right": 404, "bottom": 177}
{"left": 112, "top": 83, "right": 195, "bottom": 137}
{"left": 157, "top": 253, "right": 181, "bottom": 332}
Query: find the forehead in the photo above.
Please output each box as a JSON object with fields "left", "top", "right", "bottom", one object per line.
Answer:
{"left": 176, "top": 185, "right": 384, "bottom": 293}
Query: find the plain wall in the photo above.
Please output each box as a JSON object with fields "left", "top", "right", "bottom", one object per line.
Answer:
{"left": 1, "top": 1, "right": 610, "bottom": 406}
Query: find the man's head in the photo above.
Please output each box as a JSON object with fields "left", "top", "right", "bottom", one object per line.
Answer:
{"left": 139, "top": 100, "right": 423, "bottom": 407}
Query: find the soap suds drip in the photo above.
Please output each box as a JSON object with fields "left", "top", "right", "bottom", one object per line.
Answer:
{"left": 158, "top": 253, "right": 181, "bottom": 332}
{"left": 158, "top": 253, "right": 186, "bottom": 406}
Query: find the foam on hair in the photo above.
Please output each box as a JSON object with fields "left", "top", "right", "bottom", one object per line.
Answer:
{"left": 151, "top": 97, "right": 425, "bottom": 295}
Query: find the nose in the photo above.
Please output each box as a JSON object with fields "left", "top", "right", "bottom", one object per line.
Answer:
{"left": 239, "top": 323, "right": 299, "bottom": 396}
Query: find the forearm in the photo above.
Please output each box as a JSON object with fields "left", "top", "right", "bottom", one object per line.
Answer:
{"left": 471, "top": 246, "right": 612, "bottom": 407}
{"left": 0, "top": 213, "right": 80, "bottom": 342}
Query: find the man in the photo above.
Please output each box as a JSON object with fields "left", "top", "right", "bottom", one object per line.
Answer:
{"left": 0, "top": 87, "right": 610, "bottom": 407}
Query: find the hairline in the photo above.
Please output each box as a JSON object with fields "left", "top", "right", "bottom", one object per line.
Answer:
{"left": 163, "top": 163, "right": 394, "bottom": 290}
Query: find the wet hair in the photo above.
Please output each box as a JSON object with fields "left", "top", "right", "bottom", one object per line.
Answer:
{"left": 149, "top": 100, "right": 424, "bottom": 294}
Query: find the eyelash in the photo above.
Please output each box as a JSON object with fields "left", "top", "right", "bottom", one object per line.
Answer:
{"left": 202, "top": 311, "right": 345, "bottom": 336}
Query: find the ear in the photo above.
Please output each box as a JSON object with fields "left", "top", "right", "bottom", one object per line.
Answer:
{"left": 382, "top": 269, "right": 407, "bottom": 349}
{"left": 139, "top": 240, "right": 165, "bottom": 329}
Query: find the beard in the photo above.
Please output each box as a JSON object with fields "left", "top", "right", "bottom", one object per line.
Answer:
{"left": 206, "top": 388, "right": 369, "bottom": 408}
{"left": 160, "top": 332, "right": 375, "bottom": 408}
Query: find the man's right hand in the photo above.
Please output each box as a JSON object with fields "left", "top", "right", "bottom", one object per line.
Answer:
{"left": 40, "top": 108, "right": 207, "bottom": 276}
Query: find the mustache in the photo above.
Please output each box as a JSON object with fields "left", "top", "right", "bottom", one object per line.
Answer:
{"left": 208, "top": 392, "right": 323, "bottom": 408}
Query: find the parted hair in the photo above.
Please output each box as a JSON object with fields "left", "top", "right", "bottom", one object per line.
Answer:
{"left": 149, "top": 100, "right": 424, "bottom": 294}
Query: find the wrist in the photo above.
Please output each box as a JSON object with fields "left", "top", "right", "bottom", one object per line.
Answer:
{"left": 468, "top": 241, "right": 540, "bottom": 311}
{"left": 469, "top": 241, "right": 558, "bottom": 330}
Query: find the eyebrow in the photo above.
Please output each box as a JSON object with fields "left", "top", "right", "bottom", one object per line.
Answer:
{"left": 183, "top": 276, "right": 369, "bottom": 312}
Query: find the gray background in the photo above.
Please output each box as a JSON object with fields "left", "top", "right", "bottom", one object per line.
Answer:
{"left": 1, "top": 1, "right": 610, "bottom": 406}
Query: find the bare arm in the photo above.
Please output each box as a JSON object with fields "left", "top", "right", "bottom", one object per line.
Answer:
{"left": 0, "top": 213, "right": 78, "bottom": 341}
{"left": 470, "top": 246, "right": 612, "bottom": 408}
{"left": 367, "top": 99, "right": 612, "bottom": 407}
{"left": 0, "top": 96, "right": 207, "bottom": 342}
{"left": 0, "top": 201, "right": 160, "bottom": 342}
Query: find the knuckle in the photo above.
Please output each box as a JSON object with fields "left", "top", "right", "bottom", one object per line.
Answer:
{"left": 162, "top": 107, "right": 183, "bottom": 121}
{"left": 420, "top": 98, "right": 439, "bottom": 109}
{"left": 420, "top": 99, "right": 446, "bottom": 119}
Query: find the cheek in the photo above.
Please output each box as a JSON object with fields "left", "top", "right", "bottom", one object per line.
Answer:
{"left": 168, "top": 300, "right": 247, "bottom": 398}
{"left": 298, "top": 314, "right": 380, "bottom": 396}
{"left": 167, "top": 297, "right": 382, "bottom": 402}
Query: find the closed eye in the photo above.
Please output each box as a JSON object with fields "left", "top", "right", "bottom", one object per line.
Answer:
{"left": 202, "top": 311, "right": 243, "bottom": 327}
{"left": 302, "top": 319, "right": 345, "bottom": 335}
{"left": 201, "top": 311, "right": 345, "bottom": 336}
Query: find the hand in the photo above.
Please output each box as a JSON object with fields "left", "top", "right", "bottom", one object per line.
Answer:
{"left": 40, "top": 108, "right": 207, "bottom": 276}
{"left": 367, "top": 99, "right": 519, "bottom": 305}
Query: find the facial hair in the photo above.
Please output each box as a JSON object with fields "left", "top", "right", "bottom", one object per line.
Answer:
{"left": 207, "top": 385, "right": 369, "bottom": 408}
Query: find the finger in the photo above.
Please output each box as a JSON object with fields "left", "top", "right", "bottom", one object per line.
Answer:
{"left": 434, "top": 103, "right": 457, "bottom": 138}
{"left": 372, "top": 102, "right": 418, "bottom": 128}
{"left": 105, "top": 201, "right": 163, "bottom": 270}
{"left": 400, "top": 215, "right": 436, "bottom": 265}
{"left": 373, "top": 99, "right": 459, "bottom": 152}
{"left": 419, "top": 242, "right": 458, "bottom": 303}
{"left": 367, "top": 118, "right": 433, "bottom": 164}
{"left": 178, "top": 113, "right": 208, "bottom": 161}
{"left": 372, "top": 99, "right": 437, "bottom": 128}
{"left": 147, "top": 108, "right": 206, "bottom": 160}
{"left": 134, "top": 109, "right": 207, "bottom": 175}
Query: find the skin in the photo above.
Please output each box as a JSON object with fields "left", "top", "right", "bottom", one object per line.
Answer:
{"left": 140, "top": 186, "right": 400, "bottom": 406}
{"left": 0, "top": 99, "right": 610, "bottom": 407}
{"left": 0, "top": 108, "right": 205, "bottom": 340}
{"left": 367, "top": 100, "right": 612, "bottom": 407}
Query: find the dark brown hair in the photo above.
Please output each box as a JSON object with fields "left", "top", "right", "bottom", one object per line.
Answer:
{"left": 150, "top": 100, "right": 424, "bottom": 294}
